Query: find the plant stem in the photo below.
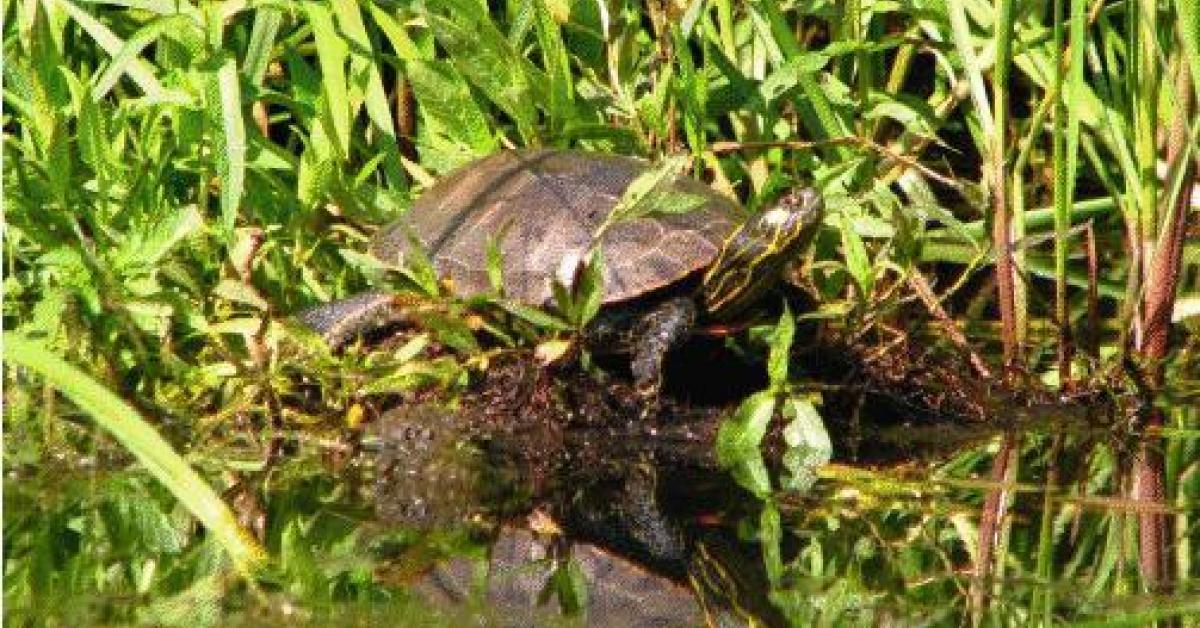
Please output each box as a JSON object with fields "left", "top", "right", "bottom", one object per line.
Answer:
{"left": 990, "top": 0, "right": 1020, "bottom": 369}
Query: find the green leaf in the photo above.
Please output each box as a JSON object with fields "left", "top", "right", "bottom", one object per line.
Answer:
{"left": 759, "top": 52, "right": 830, "bottom": 104}
{"left": 767, "top": 304, "right": 795, "bottom": 389}
{"left": 495, "top": 300, "right": 574, "bottom": 332}
{"left": 103, "top": 483, "right": 189, "bottom": 554}
{"left": 24, "top": 10, "right": 72, "bottom": 202}
{"left": 1177, "top": 0, "right": 1200, "bottom": 103}
{"left": 391, "top": 334, "right": 432, "bottom": 363}
{"left": 636, "top": 63, "right": 675, "bottom": 138}
{"left": 332, "top": 0, "right": 403, "bottom": 186}
{"left": 728, "top": 452, "right": 773, "bottom": 498}
{"left": 533, "top": 0, "right": 574, "bottom": 134}
{"left": 243, "top": 7, "right": 282, "bottom": 87}
{"left": 58, "top": 0, "right": 185, "bottom": 103}
{"left": 546, "top": 558, "right": 589, "bottom": 616}
{"left": 862, "top": 92, "right": 941, "bottom": 139}
{"left": 91, "top": 13, "right": 195, "bottom": 99}
{"left": 405, "top": 59, "right": 496, "bottom": 171}
{"left": 760, "top": 503, "right": 784, "bottom": 584}
{"left": 205, "top": 55, "right": 246, "bottom": 235}
{"left": 575, "top": 246, "right": 606, "bottom": 328}
{"left": 110, "top": 203, "right": 203, "bottom": 271}
{"left": 280, "top": 520, "right": 322, "bottom": 595}
{"left": 366, "top": 1, "right": 426, "bottom": 61}
{"left": 671, "top": 23, "right": 706, "bottom": 154}
{"left": 780, "top": 396, "right": 831, "bottom": 492}
{"left": 486, "top": 236, "right": 506, "bottom": 294}
{"left": 419, "top": 313, "right": 482, "bottom": 356}
{"left": 946, "top": 0, "right": 994, "bottom": 138}
{"left": 23, "top": 287, "right": 71, "bottom": 341}
{"left": 425, "top": 1, "right": 536, "bottom": 142}
{"left": 61, "top": 69, "right": 107, "bottom": 172}
{"left": 305, "top": 1, "right": 351, "bottom": 159}
{"left": 716, "top": 390, "right": 777, "bottom": 465}
{"left": 750, "top": 0, "right": 851, "bottom": 159}
{"left": 138, "top": 575, "right": 222, "bottom": 625}
{"left": 331, "top": 0, "right": 395, "bottom": 143}
{"left": 212, "top": 279, "right": 269, "bottom": 311}
{"left": 361, "top": 357, "right": 465, "bottom": 394}
{"left": 597, "top": 155, "right": 704, "bottom": 238}
{"left": 550, "top": 276, "right": 574, "bottom": 320}
{"left": 81, "top": 0, "right": 200, "bottom": 14}
{"left": 297, "top": 141, "right": 337, "bottom": 209}
{"left": 838, "top": 212, "right": 873, "bottom": 300}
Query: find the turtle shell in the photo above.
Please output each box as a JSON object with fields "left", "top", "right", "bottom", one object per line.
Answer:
{"left": 371, "top": 149, "right": 743, "bottom": 306}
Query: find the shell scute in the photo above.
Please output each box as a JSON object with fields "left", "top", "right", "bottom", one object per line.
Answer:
{"left": 371, "top": 149, "right": 741, "bottom": 305}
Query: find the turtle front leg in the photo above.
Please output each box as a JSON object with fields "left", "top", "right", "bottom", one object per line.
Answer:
{"left": 631, "top": 296, "right": 698, "bottom": 405}
{"left": 299, "top": 291, "right": 431, "bottom": 350}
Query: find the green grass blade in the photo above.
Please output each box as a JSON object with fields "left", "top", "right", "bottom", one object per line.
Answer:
{"left": 1054, "top": 0, "right": 1088, "bottom": 376}
{"left": 671, "top": 23, "right": 705, "bottom": 155}
{"left": 76, "top": 0, "right": 200, "bottom": 16}
{"left": 839, "top": 212, "right": 874, "bottom": 305}
{"left": 330, "top": 0, "right": 403, "bottom": 184}
{"left": 366, "top": 2, "right": 426, "bottom": 61}
{"left": 305, "top": 1, "right": 351, "bottom": 159}
{"left": 1133, "top": 0, "right": 1160, "bottom": 253}
{"left": 57, "top": 0, "right": 175, "bottom": 101}
{"left": 752, "top": 0, "right": 851, "bottom": 160}
{"left": 243, "top": 6, "right": 282, "bottom": 87}
{"left": 4, "top": 332, "right": 267, "bottom": 575}
{"left": 206, "top": 55, "right": 246, "bottom": 235}
{"left": 91, "top": 13, "right": 194, "bottom": 99}
{"left": 534, "top": 0, "right": 573, "bottom": 137}
{"left": 767, "top": 306, "right": 795, "bottom": 389}
{"left": 946, "top": 1, "right": 995, "bottom": 139}
{"left": 331, "top": 0, "right": 395, "bottom": 143}
{"left": 1067, "top": 1, "right": 1087, "bottom": 195}
{"left": 925, "top": 197, "right": 1115, "bottom": 251}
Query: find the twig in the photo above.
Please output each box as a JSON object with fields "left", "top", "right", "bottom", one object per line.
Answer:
{"left": 708, "top": 137, "right": 963, "bottom": 190}
{"left": 906, "top": 270, "right": 992, "bottom": 379}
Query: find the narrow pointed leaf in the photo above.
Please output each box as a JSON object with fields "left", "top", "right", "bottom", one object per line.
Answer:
{"left": 205, "top": 55, "right": 246, "bottom": 235}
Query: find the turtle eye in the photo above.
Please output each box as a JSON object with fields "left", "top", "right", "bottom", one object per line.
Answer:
{"left": 799, "top": 188, "right": 823, "bottom": 211}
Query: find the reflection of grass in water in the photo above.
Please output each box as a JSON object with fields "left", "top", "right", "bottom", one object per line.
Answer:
{"left": 744, "top": 406, "right": 1199, "bottom": 624}
{"left": 4, "top": 0, "right": 1199, "bottom": 623}
{"left": 4, "top": 404, "right": 1198, "bottom": 624}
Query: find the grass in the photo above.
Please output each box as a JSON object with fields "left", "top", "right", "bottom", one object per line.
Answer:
{"left": 3, "top": 0, "right": 1199, "bottom": 624}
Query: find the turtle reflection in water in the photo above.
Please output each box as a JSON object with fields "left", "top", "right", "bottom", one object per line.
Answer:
{"left": 303, "top": 149, "right": 823, "bottom": 402}
{"left": 373, "top": 400, "right": 787, "bottom": 627}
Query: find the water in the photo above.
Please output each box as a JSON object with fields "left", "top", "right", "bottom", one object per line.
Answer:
{"left": 4, "top": 370, "right": 1198, "bottom": 626}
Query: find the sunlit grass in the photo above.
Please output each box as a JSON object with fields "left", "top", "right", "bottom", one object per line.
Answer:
{"left": 3, "top": 0, "right": 1198, "bottom": 624}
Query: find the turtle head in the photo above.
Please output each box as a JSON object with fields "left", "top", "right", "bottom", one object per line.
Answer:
{"left": 700, "top": 188, "right": 824, "bottom": 319}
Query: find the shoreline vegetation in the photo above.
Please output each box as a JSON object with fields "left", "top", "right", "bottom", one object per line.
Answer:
{"left": 4, "top": 0, "right": 1198, "bottom": 623}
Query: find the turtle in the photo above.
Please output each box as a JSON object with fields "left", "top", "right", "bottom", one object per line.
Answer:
{"left": 301, "top": 148, "right": 823, "bottom": 400}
